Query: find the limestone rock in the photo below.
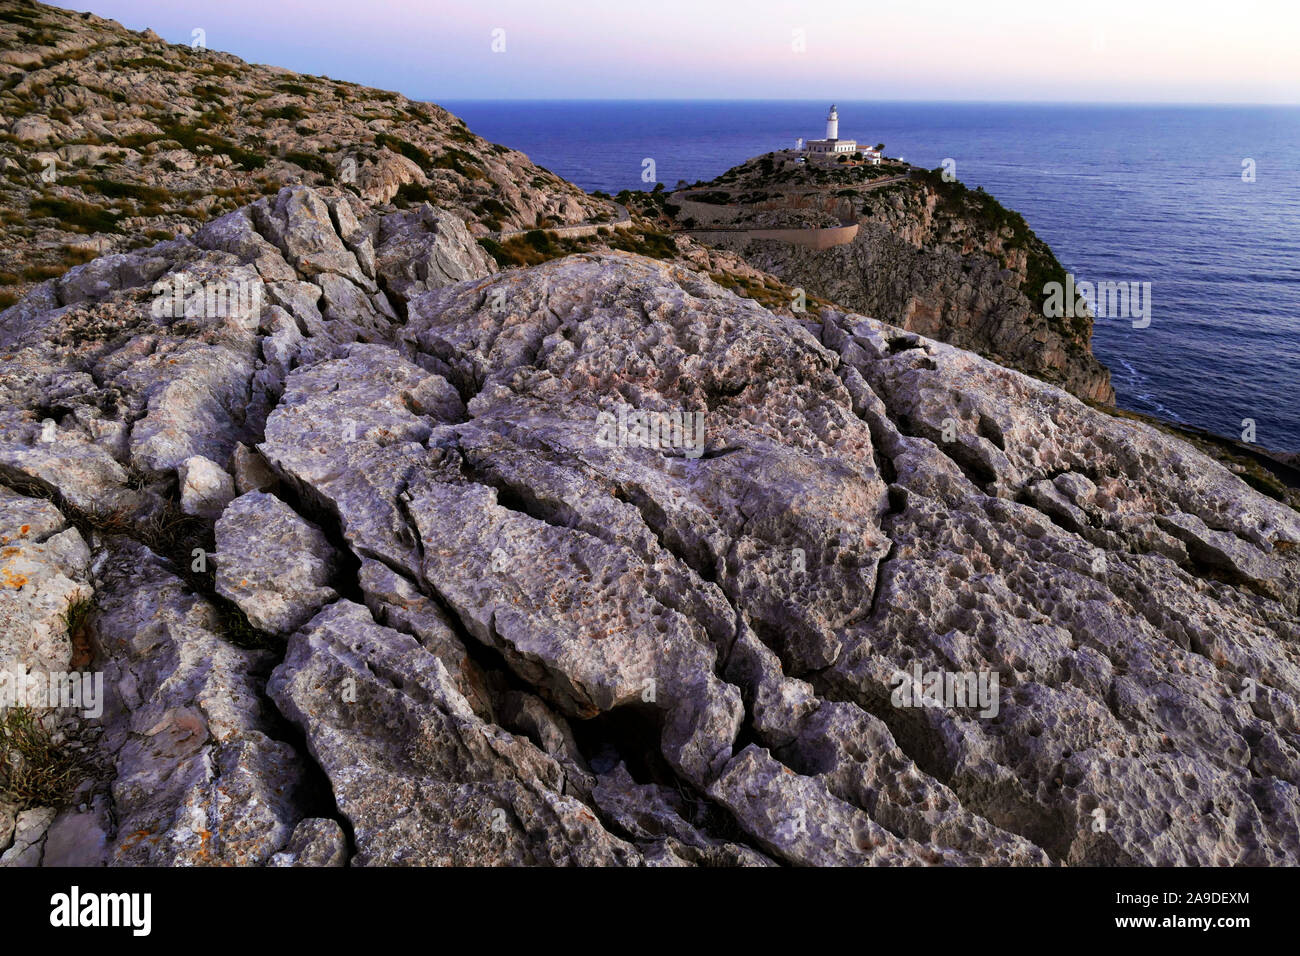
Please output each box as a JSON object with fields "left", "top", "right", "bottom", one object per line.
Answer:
{"left": 229, "top": 442, "right": 278, "bottom": 495}
{"left": 0, "top": 808, "right": 56, "bottom": 867}
{"left": 0, "top": 150, "right": 1295, "bottom": 868}
{"left": 373, "top": 203, "right": 496, "bottom": 304}
{"left": 90, "top": 542, "right": 308, "bottom": 865}
{"left": 268, "top": 601, "right": 644, "bottom": 866}
{"left": 267, "top": 818, "right": 348, "bottom": 867}
{"left": 214, "top": 491, "right": 338, "bottom": 636}
{"left": 0, "top": 487, "right": 93, "bottom": 677}
{"left": 178, "top": 455, "right": 236, "bottom": 519}
{"left": 0, "top": 2, "right": 613, "bottom": 310}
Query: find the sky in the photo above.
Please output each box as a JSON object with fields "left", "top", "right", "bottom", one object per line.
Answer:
{"left": 56, "top": 0, "right": 1300, "bottom": 103}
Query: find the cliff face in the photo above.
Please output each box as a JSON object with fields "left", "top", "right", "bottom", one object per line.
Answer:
{"left": 673, "top": 156, "right": 1115, "bottom": 404}
{"left": 3, "top": 181, "right": 1300, "bottom": 867}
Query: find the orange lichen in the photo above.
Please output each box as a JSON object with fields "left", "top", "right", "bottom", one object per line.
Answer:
{"left": 119, "top": 828, "right": 156, "bottom": 849}
{"left": 196, "top": 829, "right": 214, "bottom": 861}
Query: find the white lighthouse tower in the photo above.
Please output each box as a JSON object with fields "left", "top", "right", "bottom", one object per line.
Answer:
{"left": 804, "top": 104, "right": 860, "bottom": 156}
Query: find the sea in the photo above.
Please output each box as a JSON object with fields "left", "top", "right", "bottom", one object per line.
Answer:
{"left": 440, "top": 101, "right": 1300, "bottom": 451}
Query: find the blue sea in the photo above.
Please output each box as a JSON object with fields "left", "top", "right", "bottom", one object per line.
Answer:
{"left": 441, "top": 101, "right": 1300, "bottom": 451}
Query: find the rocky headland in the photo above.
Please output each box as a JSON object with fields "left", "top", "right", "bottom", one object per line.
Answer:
{"left": 669, "top": 152, "right": 1115, "bottom": 404}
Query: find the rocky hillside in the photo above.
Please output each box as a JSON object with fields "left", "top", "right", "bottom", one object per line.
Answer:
{"left": 671, "top": 154, "right": 1115, "bottom": 404}
{"left": 2, "top": 178, "right": 1299, "bottom": 866}
{"left": 0, "top": 0, "right": 613, "bottom": 308}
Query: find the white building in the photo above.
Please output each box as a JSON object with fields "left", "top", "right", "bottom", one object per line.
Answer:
{"left": 803, "top": 105, "right": 882, "bottom": 164}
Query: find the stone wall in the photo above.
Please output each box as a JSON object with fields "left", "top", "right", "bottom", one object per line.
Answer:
{"left": 689, "top": 222, "right": 861, "bottom": 250}
{"left": 496, "top": 203, "right": 634, "bottom": 241}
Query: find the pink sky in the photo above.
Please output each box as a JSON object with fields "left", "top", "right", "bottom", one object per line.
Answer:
{"left": 57, "top": 0, "right": 1300, "bottom": 102}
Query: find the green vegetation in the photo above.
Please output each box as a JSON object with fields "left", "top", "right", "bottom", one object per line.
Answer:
{"left": 477, "top": 225, "right": 678, "bottom": 269}
{"left": 476, "top": 197, "right": 510, "bottom": 220}
{"left": 261, "top": 104, "right": 306, "bottom": 121}
{"left": 193, "top": 83, "right": 228, "bottom": 103}
{"left": 392, "top": 181, "right": 443, "bottom": 209}
{"left": 709, "top": 271, "right": 804, "bottom": 310}
{"left": 285, "top": 150, "right": 333, "bottom": 176}
{"left": 429, "top": 148, "right": 486, "bottom": 181}
{"left": 61, "top": 596, "right": 94, "bottom": 639}
{"left": 29, "top": 197, "right": 123, "bottom": 234}
{"left": 685, "top": 191, "right": 731, "bottom": 205}
{"left": 0, "top": 7, "right": 42, "bottom": 25}
{"left": 118, "top": 55, "right": 187, "bottom": 73}
{"left": 158, "top": 122, "right": 267, "bottom": 170}
{"left": 113, "top": 131, "right": 166, "bottom": 150}
{"left": 372, "top": 134, "right": 488, "bottom": 182}
{"left": 914, "top": 166, "right": 1073, "bottom": 320}
{"left": 447, "top": 124, "right": 476, "bottom": 145}
{"left": 75, "top": 177, "right": 170, "bottom": 204}
{"left": 374, "top": 132, "right": 431, "bottom": 167}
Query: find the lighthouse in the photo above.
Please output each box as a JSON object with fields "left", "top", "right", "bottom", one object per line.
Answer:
{"left": 804, "top": 104, "right": 874, "bottom": 159}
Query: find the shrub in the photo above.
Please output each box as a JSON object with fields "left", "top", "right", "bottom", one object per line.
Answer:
{"left": 476, "top": 197, "right": 510, "bottom": 219}
{"left": 374, "top": 133, "right": 431, "bottom": 168}
{"left": 476, "top": 237, "right": 505, "bottom": 264}
{"left": 159, "top": 123, "right": 267, "bottom": 170}
{"left": 261, "top": 104, "right": 306, "bottom": 121}
{"left": 118, "top": 55, "right": 186, "bottom": 73}
{"left": 285, "top": 151, "right": 332, "bottom": 176}
{"left": 29, "top": 197, "right": 123, "bottom": 233}
{"left": 524, "top": 229, "right": 553, "bottom": 252}
{"left": 393, "top": 181, "right": 436, "bottom": 208}
{"left": 76, "top": 178, "right": 169, "bottom": 204}
{"left": 429, "top": 148, "right": 485, "bottom": 181}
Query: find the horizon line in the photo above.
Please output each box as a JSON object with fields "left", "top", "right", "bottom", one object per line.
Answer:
{"left": 433, "top": 97, "right": 1300, "bottom": 107}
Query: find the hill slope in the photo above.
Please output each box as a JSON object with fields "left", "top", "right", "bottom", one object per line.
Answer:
{"left": 0, "top": 0, "right": 610, "bottom": 307}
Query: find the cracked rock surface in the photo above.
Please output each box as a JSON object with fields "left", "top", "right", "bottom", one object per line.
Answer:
{"left": 1, "top": 184, "right": 1298, "bottom": 866}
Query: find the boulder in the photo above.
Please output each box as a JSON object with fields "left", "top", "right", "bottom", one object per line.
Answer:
{"left": 214, "top": 491, "right": 338, "bottom": 636}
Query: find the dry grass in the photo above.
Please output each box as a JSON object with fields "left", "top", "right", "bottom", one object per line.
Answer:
{"left": 0, "top": 708, "right": 82, "bottom": 810}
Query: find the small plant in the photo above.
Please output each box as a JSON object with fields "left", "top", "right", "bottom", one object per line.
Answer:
{"left": 215, "top": 598, "right": 275, "bottom": 650}
{"left": 61, "top": 595, "right": 93, "bottom": 637}
{"left": 62, "top": 595, "right": 95, "bottom": 669}
{"left": 0, "top": 708, "right": 82, "bottom": 810}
